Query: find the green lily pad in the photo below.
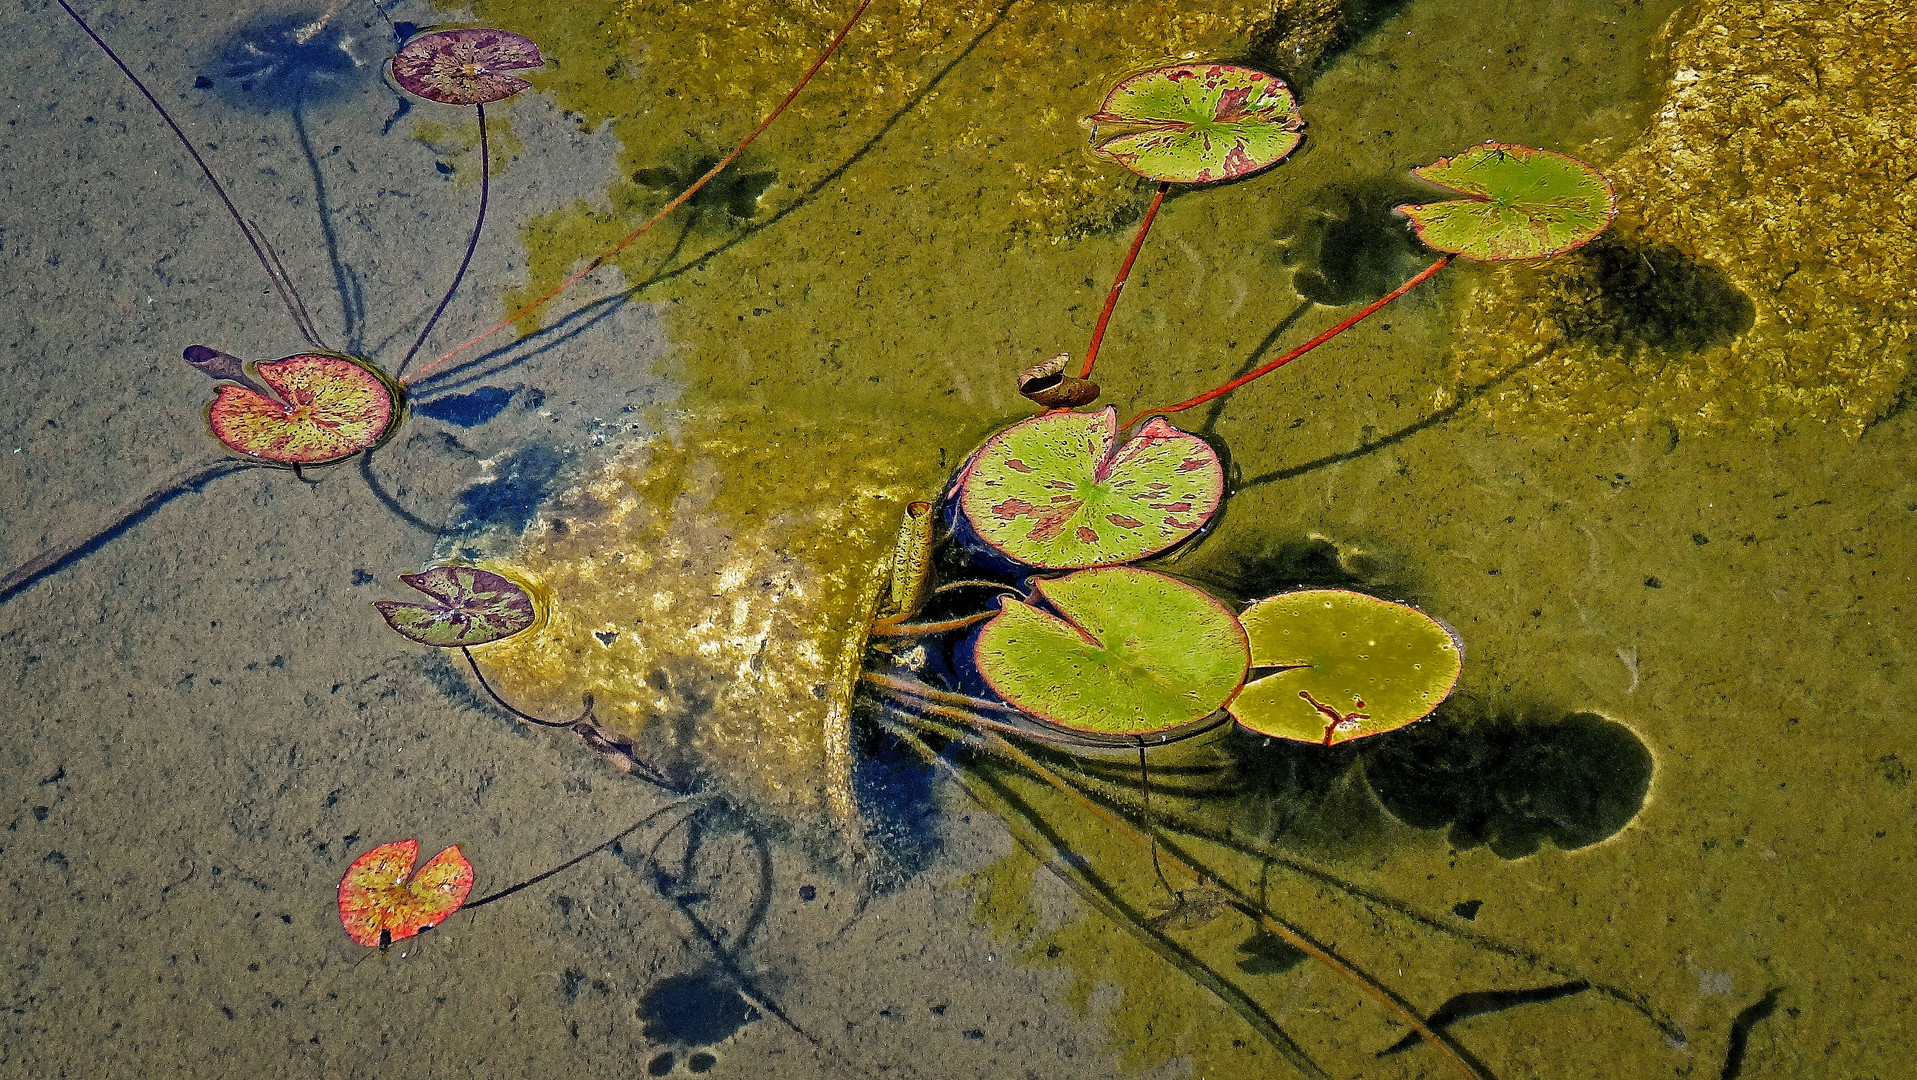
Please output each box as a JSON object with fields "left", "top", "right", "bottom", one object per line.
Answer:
{"left": 1229, "top": 589, "right": 1461, "bottom": 745}
{"left": 955, "top": 407, "right": 1222, "bottom": 570}
{"left": 1396, "top": 143, "right": 1615, "bottom": 261}
{"left": 374, "top": 565, "right": 538, "bottom": 647}
{"left": 974, "top": 568, "right": 1250, "bottom": 737}
{"left": 1085, "top": 63, "right": 1304, "bottom": 184}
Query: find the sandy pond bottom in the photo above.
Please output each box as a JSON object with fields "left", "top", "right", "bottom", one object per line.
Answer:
{"left": 1, "top": 0, "right": 1913, "bottom": 1077}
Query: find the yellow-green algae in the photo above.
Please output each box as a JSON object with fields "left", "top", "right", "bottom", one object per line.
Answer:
{"left": 1449, "top": 0, "right": 1917, "bottom": 436}
{"left": 468, "top": 405, "right": 938, "bottom": 824}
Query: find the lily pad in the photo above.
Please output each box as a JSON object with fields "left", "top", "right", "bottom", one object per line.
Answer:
{"left": 1085, "top": 63, "right": 1304, "bottom": 184}
{"left": 1229, "top": 589, "right": 1462, "bottom": 745}
{"left": 956, "top": 408, "right": 1222, "bottom": 569}
{"left": 1396, "top": 143, "right": 1615, "bottom": 261}
{"left": 974, "top": 567, "right": 1250, "bottom": 737}
{"left": 336, "top": 839, "right": 475, "bottom": 948}
{"left": 391, "top": 28, "right": 543, "bottom": 106}
{"left": 374, "top": 565, "right": 537, "bottom": 647}
{"left": 205, "top": 353, "right": 401, "bottom": 465}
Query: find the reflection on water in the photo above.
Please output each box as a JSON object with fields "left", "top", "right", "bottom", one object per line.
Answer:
{"left": 4, "top": 0, "right": 1914, "bottom": 1076}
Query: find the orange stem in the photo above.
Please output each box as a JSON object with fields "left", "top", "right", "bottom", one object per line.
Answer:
{"left": 1080, "top": 181, "right": 1170, "bottom": 381}
{"left": 404, "top": 0, "right": 876, "bottom": 386}
{"left": 1126, "top": 253, "right": 1453, "bottom": 429}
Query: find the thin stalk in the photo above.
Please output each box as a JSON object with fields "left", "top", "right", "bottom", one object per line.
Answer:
{"left": 464, "top": 796, "right": 706, "bottom": 909}
{"left": 461, "top": 646, "right": 579, "bottom": 728}
{"left": 397, "top": 102, "right": 490, "bottom": 376}
{"left": 55, "top": 0, "right": 318, "bottom": 343}
{"left": 1128, "top": 253, "right": 1454, "bottom": 428}
{"left": 1081, "top": 181, "right": 1170, "bottom": 381}
{"left": 882, "top": 718, "right": 1333, "bottom": 1080}
{"left": 869, "top": 609, "right": 994, "bottom": 636}
{"left": 890, "top": 706, "right": 1487, "bottom": 1080}
{"left": 406, "top": 0, "right": 876, "bottom": 385}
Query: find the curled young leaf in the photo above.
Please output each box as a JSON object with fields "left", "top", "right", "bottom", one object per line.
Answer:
{"left": 374, "top": 565, "right": 538, "bottom": 647}
{"left": 391, "top": 27, "right": 543, "bottom": 106}
{"left": 1017, "top": 354, "right": 1100, "bottom": 409}
{"left": 336, "top": 839, "right": 474, "bottom": 948}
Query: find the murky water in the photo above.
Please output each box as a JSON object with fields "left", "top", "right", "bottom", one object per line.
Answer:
{"left": 3, "top": 0, "right": 1912, "bottom": 1076}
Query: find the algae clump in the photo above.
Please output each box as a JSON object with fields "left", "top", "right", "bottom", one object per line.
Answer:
{"left": 1449, "top": 0, "right": 1917, "bottom": 436}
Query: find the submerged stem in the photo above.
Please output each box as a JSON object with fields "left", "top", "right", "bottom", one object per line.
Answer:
{"left": 869, "top": 609, "right": 994, "bottom": 637}
{"left": 406, "top": 0, "right": 876, "bottom": 385}
{"left": 398, "top": 102, "right": 491, "bottom": 377}
{"left": 1081, "top": 181, "right": 1170, "bottom": 381}
{"left": 1128, "top": 253, "right": 1454, "bottom": 428}
{"left": 886, "top": 705, "right": 1487, "bottom": 1080}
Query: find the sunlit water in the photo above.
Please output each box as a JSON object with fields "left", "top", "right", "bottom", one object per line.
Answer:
{"left": 2, "top": 0, "right": 1911, "bottom": 1077}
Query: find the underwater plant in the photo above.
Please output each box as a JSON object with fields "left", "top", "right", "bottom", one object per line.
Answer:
{"left": 831, "top": 59, "right": 1622, "bottom": 1080}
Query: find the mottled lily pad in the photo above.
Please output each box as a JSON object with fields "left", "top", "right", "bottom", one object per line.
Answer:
{"left": 1229, "top": 589, "right": 1462, "bottom": 745}
{"left": 205, "top": 353, "right": 400, "bottom": 465}
{"left": 974, "top": 567, "right": 1250, "bottom": 737}
{"left": 956, "top": 408, "right": 1222, "bottom": 569}
{"left": 336, "top": 839, "right": 474, "bottom": 948}
{"left": 374, "top": 565, "right": 537, "bottom": 647}
{"left": 1085, "top": 63, "right": 1304, "bottom": 184}
{"left": 1396, "top": 143, "right": 1615, "bottom": 261}
{"left": 391, "top": 27, "right": 543, "bottom": 106}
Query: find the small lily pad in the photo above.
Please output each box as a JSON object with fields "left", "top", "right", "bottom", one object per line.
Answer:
{"left": 336, "top": 839, "right": 474, "bottom": 948}
{"left": 956, "top": 408, "right": 1222, "bottom": 569}
{"left": 374, "top": 565, "right": 537, "bottom": 647}
{"left": 974, "top": 567, "right": 1250, "bottom": 737}
{"left": 1396, "top": 143, "right": 1615, "bottom": 261}
{"left": 1085, "top": 63, "right": 1304, "bottom": 184}
{"left": 205, "top": 353, "right": 400, "bottom": 465}
{"left": 1229, "top": 589, "right": 1462, "bottom": 745}
{"left": 391, "top": 27, "right": 543, "bottom": 106}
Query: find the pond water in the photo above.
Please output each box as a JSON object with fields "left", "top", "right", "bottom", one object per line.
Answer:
{"left": 2, "top": 0, "right": 1911, "bottom": 1077}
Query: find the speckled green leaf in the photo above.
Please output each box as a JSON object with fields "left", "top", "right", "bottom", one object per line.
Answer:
{"left": 374, "top": 565, "right": 537, "bottom": 647}
{"left": 1229, "top": 589, "right": 1462, "bottom": 745}
{"left": 974, "top": 568, "right": 1250, "bottom": 737}
{"left": 1396, "top": 143, "right": 1615, "bottom": 261}
{"left": 1086, "top": 64, "right": 1304, "bottom": 184}
{"left": 956, "top": 408, "right": 1222, "bottom": 570}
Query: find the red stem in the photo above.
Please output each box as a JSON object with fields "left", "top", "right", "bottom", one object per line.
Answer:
{"left": 1080, "top": 181, "right": 1170, "bottom": 381}
{"left": 405, "top": 0, "right": 876, "bottom": 386}
{"left": 1127, "top": 253, "right": 1453, "bottom": 428}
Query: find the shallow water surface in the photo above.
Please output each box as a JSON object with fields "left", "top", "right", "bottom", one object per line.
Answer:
{"left": 1, "top": 0, "right": 1912, "bottom": 1077}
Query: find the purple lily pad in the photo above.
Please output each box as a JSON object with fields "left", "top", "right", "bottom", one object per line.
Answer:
{"left": 391, "top": 28, "right": 543, "bottom": 106}
{"left": 374, "top": 565, "right": 537, "bottom": 647}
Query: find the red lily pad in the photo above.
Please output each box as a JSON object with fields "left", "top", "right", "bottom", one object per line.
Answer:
{"left": 337, "top": 839, "right": 475, "bottom": 948}
{"left": 374, "top": 565, "right": 537, "bottom": 647}
{"left": 1085, "top": 64, "right": 1304, "bottom": 184}
{"left": 1396, "top": 143, "right": 1616, "bottom": 261}
{"left": 955, "top": 408, "right": 1223, "bottom": 569}
{"left": 205, "top": 353, "right": 400, "bottom": 465}
{"left": 391, "top": 28, "right": 543, "bottom": 106}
